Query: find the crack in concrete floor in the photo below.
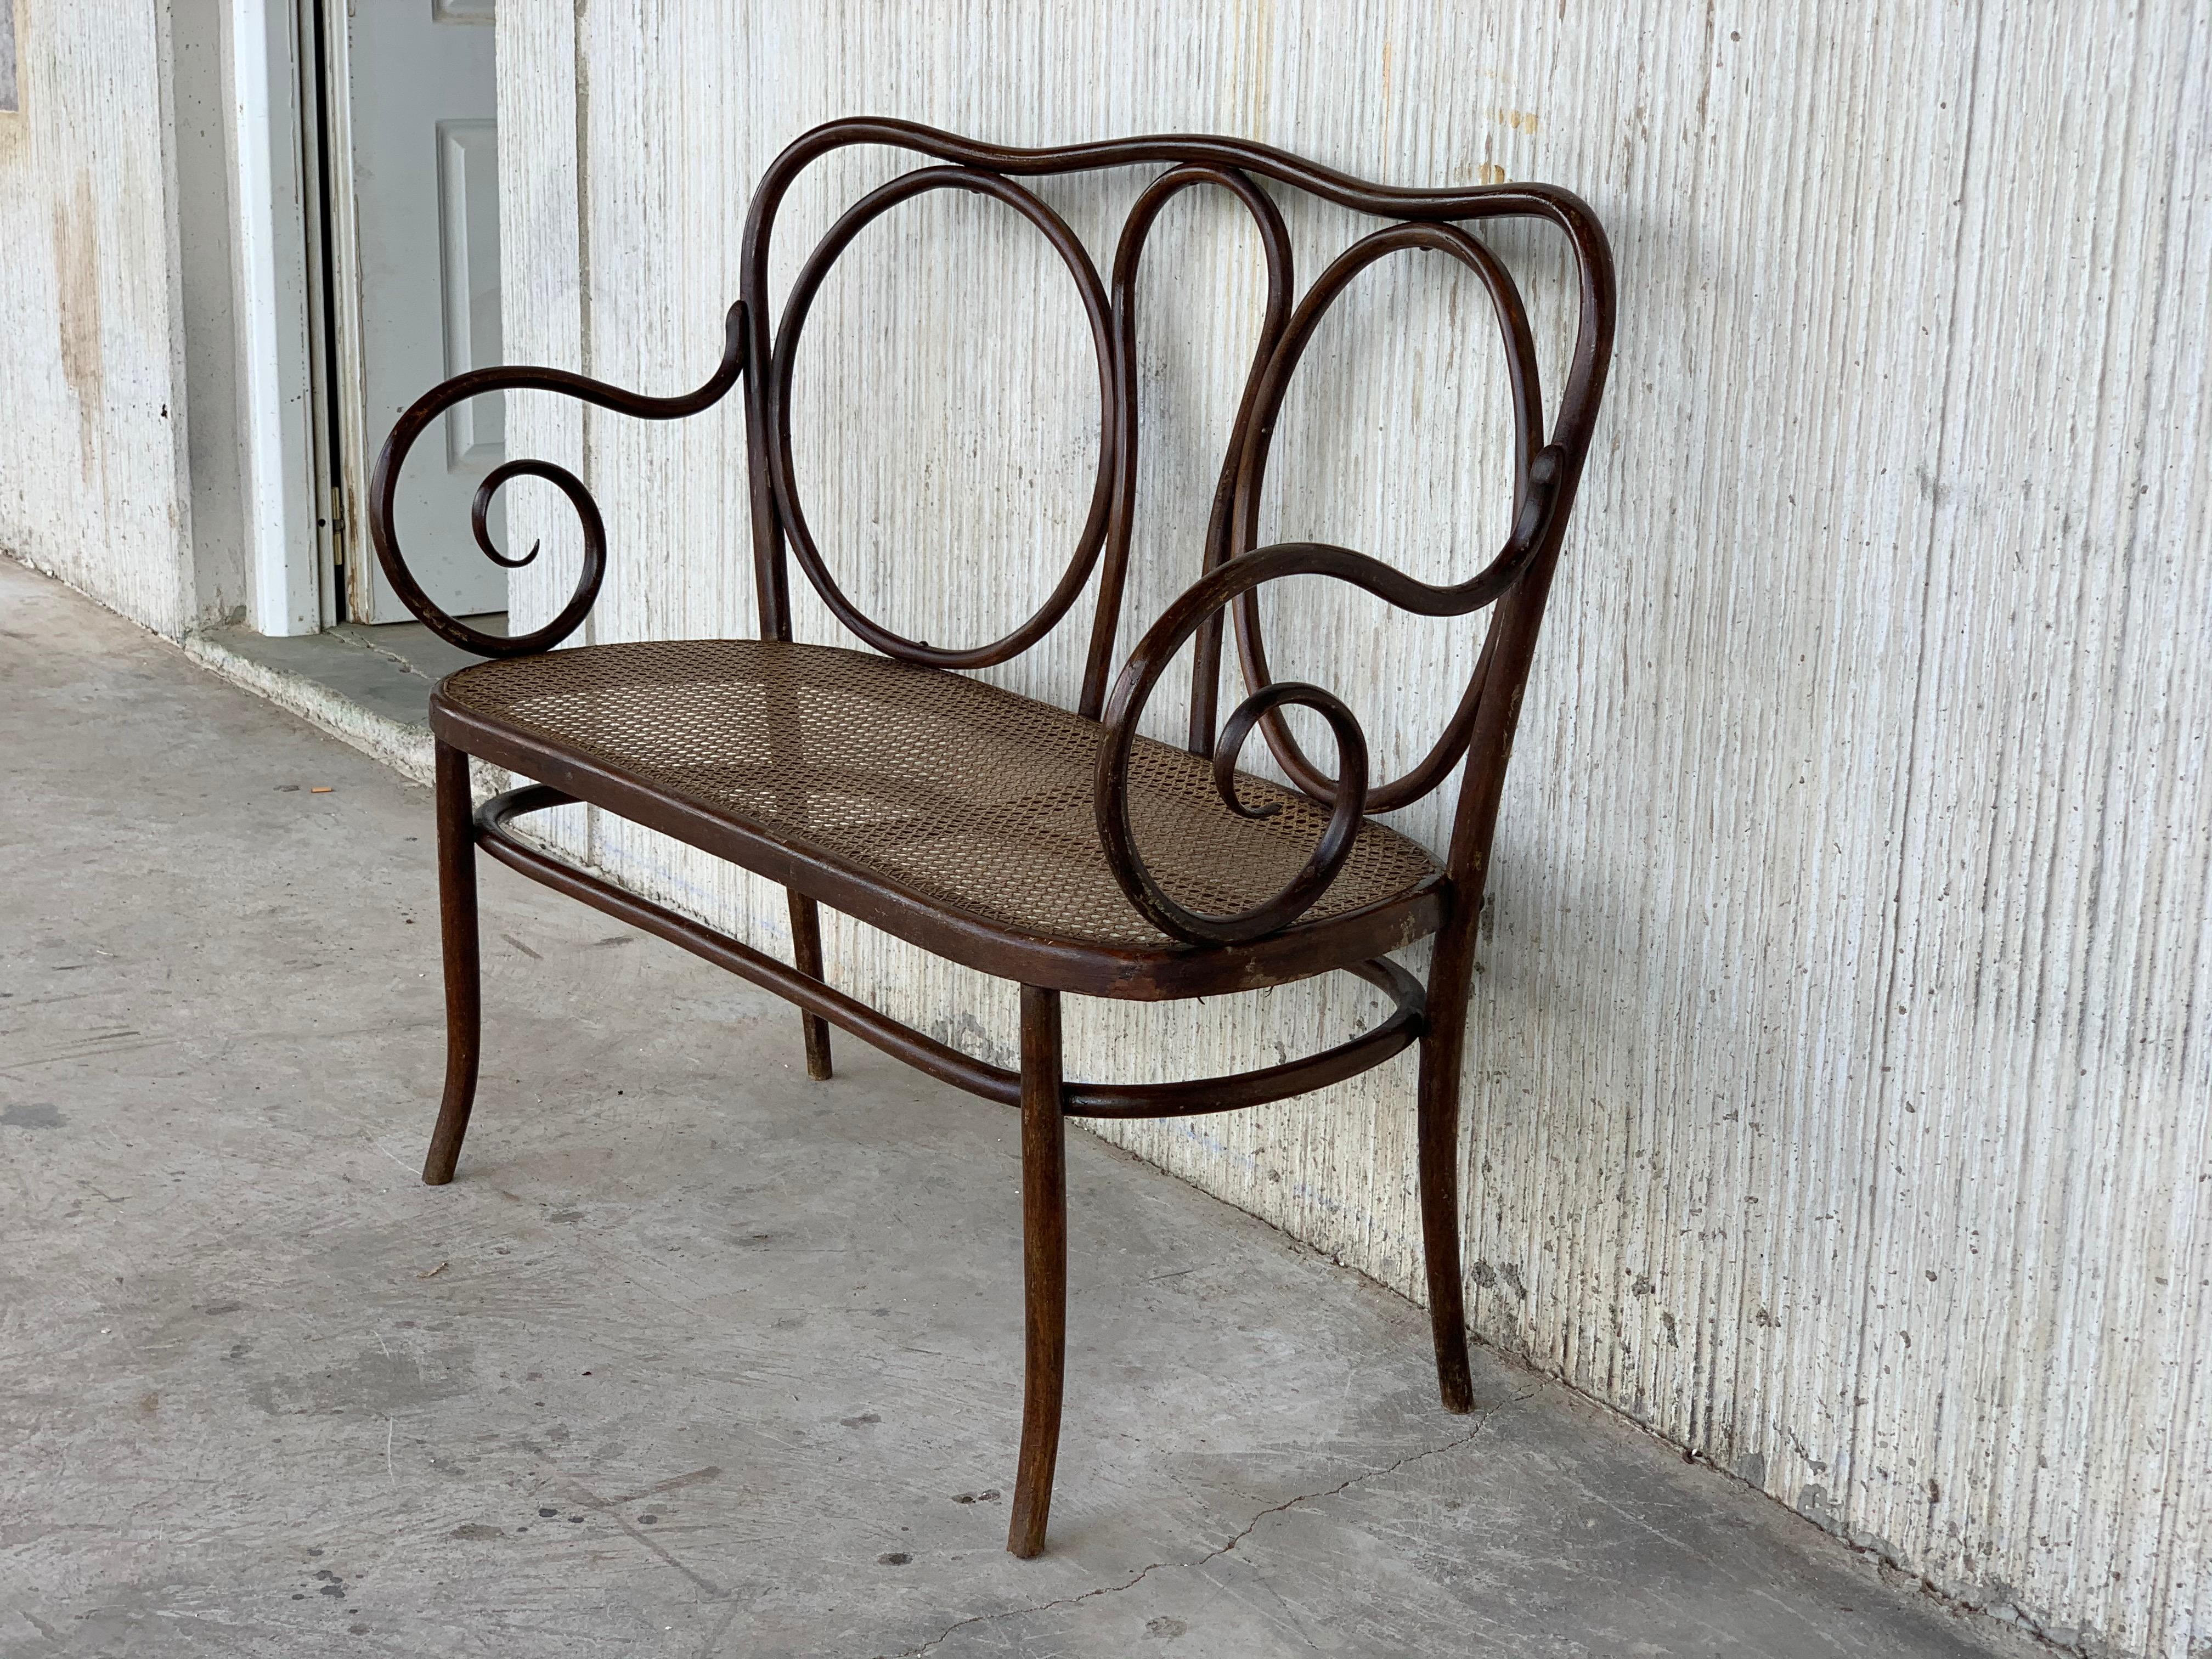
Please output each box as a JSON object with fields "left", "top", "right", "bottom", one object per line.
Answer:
{"left": 877, "top": 1417, "right": 1501, "bottom": 1659}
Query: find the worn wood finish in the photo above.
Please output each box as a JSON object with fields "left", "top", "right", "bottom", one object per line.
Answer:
{"left": 1008, "top": 984, "right": 1069, "bottom": 1558}
{"left": 420, "top": 739, "right": 481, "bottom": 1186}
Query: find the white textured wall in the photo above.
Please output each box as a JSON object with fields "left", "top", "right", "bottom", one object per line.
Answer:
{"left": 495, "top": 6, "right": 2211, "bottom": 1654}
{"left": 0, "top": 3, "right": 195, "bottom": 635}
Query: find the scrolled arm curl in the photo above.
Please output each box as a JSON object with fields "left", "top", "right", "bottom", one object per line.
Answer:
{"left": 1097, "top": 544, "right": 1388, "bottom": 946}
{"left": 366, "top": 301, "right": 748, "bottom": 658}
{"left": 1096, "top": 447, "right": 1566, "bottom": 946}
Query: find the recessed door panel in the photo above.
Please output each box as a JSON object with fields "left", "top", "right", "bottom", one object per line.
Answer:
{"left": 346, "top": 0, "right": 503, "bottom": 624}
{"left": 437, "top": 118, "right": 504, "bottom": 467}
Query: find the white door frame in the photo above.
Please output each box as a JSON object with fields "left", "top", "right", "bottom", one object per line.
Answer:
{"left": 220, "top": 0, "right": 500, "bottom": 634}
{"left": 314, "top": 0, "right": 377, "bottom": 625}
{"left": 228, "top": 0, "right": 330, "bottom": 635}
{"left": 326, "top": 0, "right": 505, "bottom": 624}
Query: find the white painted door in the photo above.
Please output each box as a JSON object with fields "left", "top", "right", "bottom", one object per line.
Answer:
{"left": 342, "top": 0, "right": 505, "bottom": 623}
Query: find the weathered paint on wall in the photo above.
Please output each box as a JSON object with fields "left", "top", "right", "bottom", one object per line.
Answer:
{"left": 490, "top": 5, "right": 2209, "bottom": 1654}
{"left": 0, "top": 3, "right": 195, "bottom": 635}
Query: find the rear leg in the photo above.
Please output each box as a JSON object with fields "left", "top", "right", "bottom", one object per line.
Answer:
{"left": 788, "top": 892, "right": 833, "bottom": 1080}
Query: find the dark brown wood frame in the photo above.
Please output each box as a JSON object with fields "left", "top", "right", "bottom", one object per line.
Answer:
{"left": 368, "top": 117, "right": 1615, "bottom": 1557}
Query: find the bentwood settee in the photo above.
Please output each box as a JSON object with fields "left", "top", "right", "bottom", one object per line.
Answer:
{"left": 368, "top": 117, "right": 1614, "bottom": 1556}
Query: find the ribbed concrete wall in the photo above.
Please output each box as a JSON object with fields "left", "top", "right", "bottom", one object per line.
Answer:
{"left": 494, "top": 6, "right": 2211, "bottom": 1654}
{"left": 0, "top": 3, "right": 194, "bottom": 635}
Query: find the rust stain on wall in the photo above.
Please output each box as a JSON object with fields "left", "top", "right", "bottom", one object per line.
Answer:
{"left": 51, "top": 168, "right": 103, "bottom": 484}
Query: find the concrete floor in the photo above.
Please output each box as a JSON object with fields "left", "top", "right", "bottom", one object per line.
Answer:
{"left": 0, "top": 557, "right": 2039, "bottom": 1658}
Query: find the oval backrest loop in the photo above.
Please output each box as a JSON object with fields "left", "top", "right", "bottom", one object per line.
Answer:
{"left": 1224, "top": 223, "right": 1548, "bottom": 814}
{"left": 1080, "top": 163, "right": 1295, "bottom": 730}
{"left": 763, "top": 165, "right": 1117, "bottom": 671}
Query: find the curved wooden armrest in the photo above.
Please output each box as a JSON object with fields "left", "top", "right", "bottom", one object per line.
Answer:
{"left": 366, "top": 301, "right": 748, "bottom": 658}
{"left": 1094, "top": 448, "right": 1564, "bottom": 946}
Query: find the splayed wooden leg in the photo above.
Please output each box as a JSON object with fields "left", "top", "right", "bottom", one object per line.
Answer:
{"left": 1417, "top": 929, "right": 1476, "bottom": 1413}
{"left": 1007, "top": 984, "right": 1068, "bottom": 1558}
{"left": 422, "top": 741, "right": 482, "bottom": 1186}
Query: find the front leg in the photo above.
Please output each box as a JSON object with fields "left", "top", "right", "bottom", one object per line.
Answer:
{"left": 421, "top": 741, "right": 482, "bottom": 1185}
{"left": 1007, "top": 984, "right": 1068, "bottom": 1557}
{"left": 1417, "top": 924, "right": 1477, "bottom": 1412}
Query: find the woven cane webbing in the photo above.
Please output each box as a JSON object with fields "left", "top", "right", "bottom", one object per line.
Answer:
{"left": 442, "top": 639, "right": 1438, "bottom": 950}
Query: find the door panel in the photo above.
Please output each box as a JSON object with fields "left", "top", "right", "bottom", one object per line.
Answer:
{"left": 437, "top": 118, "right": 503, "bottom": 466}
{"left": 345, "top": 0, "right": 503, "bottom": 623}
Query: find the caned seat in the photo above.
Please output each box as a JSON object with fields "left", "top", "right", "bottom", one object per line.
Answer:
{"left": 436, "top": 637, "right": 1442, "bottom": 972}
